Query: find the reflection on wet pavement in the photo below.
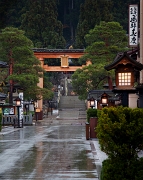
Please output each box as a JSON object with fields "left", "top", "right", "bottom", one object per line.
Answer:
{"left": 0, "top": 124, "right": 98, "bottom": 179}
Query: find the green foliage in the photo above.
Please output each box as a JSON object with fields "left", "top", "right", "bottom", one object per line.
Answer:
{"left": 58, "top": 0, "right": 84, "bottom": 43}
{"left": 72, "top": 22, "right": 127, "bottom": 99}
{"left": 0, "top": 0, "right": 139, "bottom": 46}
{"left": 83, "top": 21, "right": 128, "bottom": 64}
{"left": 20, "top": 0, "right": 66, "bottom": 48}
{"left": 86, "top": 108, "right": 97, "bottom": 123}
{"left": 0, "top": 113, "right": 2, "bottom": 131}
{"left": 96, "top": 106, "right": 143, "bottom": 159}
{"left": 112, "top": 0, "right": 140, "bottom": 32}
{"left": 101, "top": 157, "right": 143, "bottom": 180}
{"left": 0, "top": 27, "right": 53, "bottom": 101}
{"left": 97, "top": 109, "right": 102, "bottom": 118}
{"left": 99, "top": 105, "right": 143, "bottom": 180}
{"left": 71, "top": 64, "right": 108, "bottom": 100}
{"left": 75, "top": 0, "right": 113, "bottom": 48}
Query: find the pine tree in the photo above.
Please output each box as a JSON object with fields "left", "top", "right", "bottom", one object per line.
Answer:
{"left": 72, "top": 21, "right": 128, "bottom": 100}
{"left": 75, "top": 0, "right": 113, "bottom": 48}
{"left": 21, "top": 0, "right": 66, "bottom": 48}
{"left": 57, "top": 0, "right": 84, "bottom": 46}
{"left": 0, "top": 27, "right": 53, "bottom": 102}
{"left": 112, "top": 0, "right": 140, "bottom": 32}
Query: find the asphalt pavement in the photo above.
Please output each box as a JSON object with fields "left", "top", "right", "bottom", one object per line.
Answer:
{"left": 0, "top": 110, "right": 99, "bottom": 180}
{"left": 0, "top": 111, "right": 143, "bottom": 179}
{"left": 0, "top": 110, "right": 107, "bottom": 180}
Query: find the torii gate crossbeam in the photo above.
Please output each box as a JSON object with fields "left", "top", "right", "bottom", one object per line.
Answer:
{"left": 33, "top": 48, "right": 85, "bottom": 72}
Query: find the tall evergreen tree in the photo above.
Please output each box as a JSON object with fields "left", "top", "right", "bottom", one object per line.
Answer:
{"left": 57, "top": 0, "right": 84, "bottom": 47}
{"left": 72, "top": 22, "right": 128, "bottom": 100}
{"left": 0, "top": 27, "right": 53, "bottom": 102}
{"left": 0, "top": 0, "right": 18, "bottom": 29}
{"left": 0, "top": 0, "right": 140, "bottom": 48}
{"left": 83, "top": 21, "right": 128, "bottom": 64}
{"left": 112, "top": 0, "right": 140, "bottom": 32}
{"left": 20, "top": 0, "right": 66, "bottom": 48}
{"left": 6, "top": 0, "right": 28, "bottom": 28}
{"left": 75, "top": 0, "right": 113, "bottom": 48}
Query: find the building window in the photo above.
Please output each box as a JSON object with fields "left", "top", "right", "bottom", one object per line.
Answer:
{"left": 118, "top": 72, "right": 131, "bottom": 86}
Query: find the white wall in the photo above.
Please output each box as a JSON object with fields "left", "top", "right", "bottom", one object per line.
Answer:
{"left": 129, "top": 94, "right": 138, "bottom": 108}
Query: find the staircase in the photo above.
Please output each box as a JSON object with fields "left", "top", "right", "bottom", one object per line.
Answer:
{"left": 58, "top": 96, "right": 87, "bottom": 120}
{"left": 58, "top": 96, "right": 86, "bottom": 110}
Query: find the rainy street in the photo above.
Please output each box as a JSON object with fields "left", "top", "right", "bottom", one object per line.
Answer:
{"left": 0, "top": 110, "right": 98, "bottom": 180}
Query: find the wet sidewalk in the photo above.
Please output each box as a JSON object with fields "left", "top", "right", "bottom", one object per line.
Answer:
{"left": 0, "top": 126, "right": 20, "bottom": 135}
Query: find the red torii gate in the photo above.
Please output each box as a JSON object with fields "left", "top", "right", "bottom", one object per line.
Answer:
{"left": 33, "top": 48, "right": 86, "bottom": 72}
{"left": 33, "top": 48, "right": 90, "bottom": 115}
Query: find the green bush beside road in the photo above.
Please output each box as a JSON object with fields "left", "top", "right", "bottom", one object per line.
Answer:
{"left": 96, "top": 106, "right": 143, "bottom": 180}
{"left": 101, "top": 157, "right": 143, "bottom": 180}
{"left": 86, "top": 108, "right": 97, "bottom": 123}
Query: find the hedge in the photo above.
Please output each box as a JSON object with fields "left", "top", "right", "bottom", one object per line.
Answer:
{"left": 86, "top": 108, "right": 97, "bottom": 123}
{"left": 96, "top": 106, "right": 143, "bottom": 180}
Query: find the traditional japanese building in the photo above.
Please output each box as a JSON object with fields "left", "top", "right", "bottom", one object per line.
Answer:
{"left": 105, "top": 49, "right": 143, "bottom": 107}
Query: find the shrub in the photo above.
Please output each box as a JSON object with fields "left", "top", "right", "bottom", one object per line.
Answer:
{"left": 97, "top": 109, "right": 101, "bottom": 118}
{"left": 101, "top": 157, "right": 143, "bottom": 180}
{"left": 86, "top": 108, "right": 97, "bottom": 123}
{"left": 96, "top": 106, "right": 143, "bottom": 159}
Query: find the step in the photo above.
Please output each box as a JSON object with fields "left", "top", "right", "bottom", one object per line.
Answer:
{"left": 58, "top": 95, "right": 86, "bottom": 109}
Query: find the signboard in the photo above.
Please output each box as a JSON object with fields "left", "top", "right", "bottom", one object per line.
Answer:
{"left": 129, "top": 4, "right": 138, "bottom": 47}
{"left": 2, "top": 107, "right": 15, "bottom": 115}
{"left": 9, "top": 107, "right": 14, "bottom": 115}
{"left": 19, "top": 92, "right": 23, "bottom": 120}
{"left": 61, "top": 56, "right": 68, "bottom": 67}
{"left": 3, "top": 108, "right": 9, "bottom": 115}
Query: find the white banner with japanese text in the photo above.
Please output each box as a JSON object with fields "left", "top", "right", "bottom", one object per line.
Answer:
{"left": 129, "top": 4, "right": 138, "bottom": 47}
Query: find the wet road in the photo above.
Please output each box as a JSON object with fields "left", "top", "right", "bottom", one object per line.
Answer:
{"left": 0, "top": 110, "right": 98, "bottom": 180}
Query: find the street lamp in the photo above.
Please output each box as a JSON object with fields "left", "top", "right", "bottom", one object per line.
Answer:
{"left": 101, "top": 92, "right": 108, "bottom": 107}
{"left": 89, "top": 97, "right": 95, "bottom": 109}
{"left": 14, "top": 97, "right": 22, "bottom": 128}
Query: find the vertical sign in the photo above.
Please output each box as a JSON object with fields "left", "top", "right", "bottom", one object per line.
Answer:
{"left": 19, "top": 92, "right": 23, "bottom": 121}
{"left": 129, "top": 4, "right": 138, "bottom": 47}
{"left": 61, "top": 56, "right": 69, "bottom": 67}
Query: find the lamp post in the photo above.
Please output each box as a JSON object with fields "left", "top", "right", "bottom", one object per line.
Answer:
{"left": 89, "top": 97, "right": 95, "bottom": 109}
{"left": 14, "top": 97, "right": 21, "bottom": 128}
{"left": 101, "top": 92, "right": 108, "bottom": 108}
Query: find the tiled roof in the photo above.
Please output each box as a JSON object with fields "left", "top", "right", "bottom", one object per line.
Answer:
{"left": 32, "top": 48, "right": 84, "bottom": 53}
{"left": 105, "top": 51, "right": 143, "bottom": 71}
{"left": 0, "top": 93, "right": 7, "bottom": 99}
{"left": 0, "top": 61, "right": 8, "bottom": 68}
{"left": 88, "top": 90, "right": 119, "bottom": 101}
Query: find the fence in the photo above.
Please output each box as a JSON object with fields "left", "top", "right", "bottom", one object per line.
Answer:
{"left": 2, "top": 114, "right": 33, "bottom": 126}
